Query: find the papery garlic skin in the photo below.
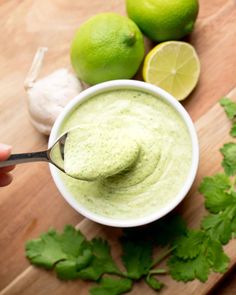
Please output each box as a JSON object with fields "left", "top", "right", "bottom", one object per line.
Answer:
{"left": 25, "top": 47, "right": 83, "bottom": 135}
{"left": 27, "top": 68, "right": 82, "bottom": 135}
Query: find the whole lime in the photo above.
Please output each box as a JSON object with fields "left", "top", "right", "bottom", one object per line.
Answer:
{"left": 70, "top": 13, "right": 145, "bottom": 85}
{"left": 126, "top": 0, "right": 199, "bottom": 42}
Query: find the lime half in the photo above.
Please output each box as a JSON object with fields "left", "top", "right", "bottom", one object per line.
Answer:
{"left": 143, "top": 41, "right": 200, "bottom": 101}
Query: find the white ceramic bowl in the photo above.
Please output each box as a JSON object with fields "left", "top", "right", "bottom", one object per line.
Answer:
{"left": 49, "top": 80, "right": 199, "bottom": 227}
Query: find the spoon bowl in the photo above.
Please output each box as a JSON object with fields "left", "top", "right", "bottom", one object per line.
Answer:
{"left": 0, "top": 132, "right": 70, "bottom": 176}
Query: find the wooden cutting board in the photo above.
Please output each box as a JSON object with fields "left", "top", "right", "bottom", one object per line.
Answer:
{"left": 1, "top": 1, "right": 236, "bottom": 294}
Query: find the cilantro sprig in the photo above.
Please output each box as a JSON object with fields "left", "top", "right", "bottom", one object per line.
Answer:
{"left": 168, "top": 230, "right": 229, "bottom": 282}
{"left": 25, "top": 97, "right": 236, "bottom": 293}
{"left": 199, "top": 173, "right": 236, "bottom": 244}
{"left": 25, "top": 226, "right": 121, "bottom": 281}
{"left": 220, "top": 97, "right": 236, "bottom": 137}
{"left": 221, "top": 143, "right": 236, "bottom": 176}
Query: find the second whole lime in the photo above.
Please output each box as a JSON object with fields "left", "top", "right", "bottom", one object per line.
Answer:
{"left": 126, "top": 0, "right": 199, "bottom": 42}
{"left": 70, "top": 13, "right": 145, "bottom": 85}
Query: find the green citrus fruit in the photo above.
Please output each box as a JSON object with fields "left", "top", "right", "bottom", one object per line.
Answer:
{"left": 70, "top": 13, "right": 145, "bottom": 85}
{"left": 143, "top": 41, "right": 200, "bottom": 101}
{"left": 126, "top": 0, "right": 199, "bottom": 42}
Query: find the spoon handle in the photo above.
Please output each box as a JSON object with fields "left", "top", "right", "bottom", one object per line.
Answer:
{"left": 0, "top": 151, "right": 49, "bottom": 168}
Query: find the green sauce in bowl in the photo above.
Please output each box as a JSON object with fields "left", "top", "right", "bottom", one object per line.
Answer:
{"left": 57, "top": 89, "right": 192, "bottom": 220}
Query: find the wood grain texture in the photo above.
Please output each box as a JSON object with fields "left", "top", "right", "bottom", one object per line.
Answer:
{"left": 1, "top": 0, "right": 236, "bottom": 294}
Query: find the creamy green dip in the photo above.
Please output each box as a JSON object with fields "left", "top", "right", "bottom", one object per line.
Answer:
{"left": 64, "top": 126, "right": 140, "bottom": 180}
{"left": 59, "top": 89, "right": 192, "bottom": 220}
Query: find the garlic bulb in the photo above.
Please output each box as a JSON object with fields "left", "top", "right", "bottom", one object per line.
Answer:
{"left": 24, "top": 47, "right": 83, "bottom": 135}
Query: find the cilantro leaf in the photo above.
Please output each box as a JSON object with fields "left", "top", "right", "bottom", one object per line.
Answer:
{"left": 121, "top": 237, "right": 153, "bottom": 279}
{"left": 205, "top": 238, "right": 229, "bottom": 273}
{"left": 168, "top": 231, "right": 230, "bottom": 283}
{"left": 92, "top": 238, "right": 115, "bottom": 262}
{"left": 89, "top": 277, "right": 133, "bottom": 295}
{"left": 145, "top": 274, "right": 163, "bottom": 291}
{"left": 168, "top": 254, "right": 210, "bottom": 282}
{"left": 199, "top": 171, "right": 236, "bottom": 245}
{"left": 26, "top": 226, "right": 92, "bottom": 280}
{"left": 174, "top": 230, "right": 205, "bottom": 260}
{"left": 26, "top": 228, "right": 121, "bottom": 282}
{"left": 199, "top": 174, "right": 232, "bottom": 213}
{"left": 76, "top": 248, "right": 93, "bottom": 270}
{"left": 220, "top": 97, "right": 236, "bottom": 119}
{"left": 220, "top": 98, "right": 236, "bottom": 138}
{"left": 55, "top": 248, "right": 94, "bottom": 280}
{"left": 201, "top": 213, "right": 232, "bottom": 245}
{"left": 77, "top": 257, "right": 105, "bottom": 281}
{"left": 25, "top": 229, "right": 67, "bottom": 269}
{"left": 220, "top": 143, "right": 236, "bottom": 176}
{"left": 57, "top": 225, "right": 86, "bottom": 257}
{"left": 55, "top": 260, "right": 79, "bottom": 280}
{"left": 230, "top": 122, "right": 236, "bottom": 137}
{"left": 89, "top": 238, "right": 120, "bottom": 275}
{"left": 25, "top": 226, "right": 87, "bottom": 270}
{"left": 78, "top": 238, "right": 120, "bottom": 281}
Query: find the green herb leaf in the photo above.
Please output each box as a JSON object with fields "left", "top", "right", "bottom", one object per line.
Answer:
{"left": 76, "top": 248, "right": 93, "bottom": 270}
{"left": 220, "top": 97, "right": 236, "bottom": 138}
{"left": 121, "top": 237, "right": 153, "bottom": 279}
{"left": 199, "top": 174, "right": 232, "bottom": 213}
{"left": 57, "top": 225, "right": 86, "bottom": 257}
{"left": 90, "top": 238, "right": 120, "bottom": 275}
{"left": 205, "top": 238, "right": 229, "bottom": 273}
{"left": 201, "top": 213, "right": 232, "bottom": 245}
{"left": 230, "top": 122, "right": 236, "bottom": 137}
{"left": 145, "top": 274, "right": 163, "bottom": 291}
{"left": 174, "top": 230, "right": 205, "bottom": 260}
{"left": 25, "top": 226, "right": 91, "bottom": 279}
{"left": 220, "top": 97, "right": 236, "bottom": 119}
{"left": 168, "top": 231, "right": 229, "bottom": 283}
{"left": 91, "top": 238, "right": 115, "bottom": 261}
{"left": 55, "top": 260, "right": 79, "bottom": 280}
{"left": 25, "top": 229, "right": 68, "bottom": 269}
{"left": 89, "top": 277, "right": 133, "bottom": 295}
{"left": 220, "top": 143, "right": 236, "bottom": 176}
{"left": 168, "top": 254, "right": 210, "bottom": 283}
{"left": 78, "top": 238, "right": 120, "bottom": 281}
{"left": 77, "top": 257, "right": 105, "bottom": 281}
{"left": 199, "top": 171, "right": 236, "bottom": 245}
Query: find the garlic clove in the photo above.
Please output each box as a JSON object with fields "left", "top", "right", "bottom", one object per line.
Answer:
{"left": 25, "top": 48, "right": 83, "bottom": 135}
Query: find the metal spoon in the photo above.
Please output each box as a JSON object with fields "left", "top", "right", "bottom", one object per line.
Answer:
{"left": 0, "top": 132, "right": 68, "bottom": 174}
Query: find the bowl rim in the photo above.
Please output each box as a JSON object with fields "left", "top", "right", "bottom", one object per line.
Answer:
{"left": 49, "top": 79, "right": 199, "bottom": 228}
